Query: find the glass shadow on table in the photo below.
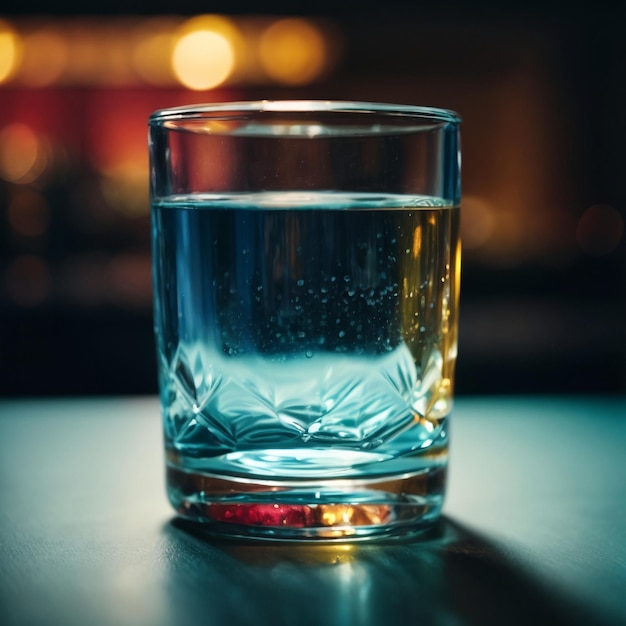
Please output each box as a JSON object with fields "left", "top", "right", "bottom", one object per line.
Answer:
{"left": 161, "top": 516, "right": 613, "bottom": 626}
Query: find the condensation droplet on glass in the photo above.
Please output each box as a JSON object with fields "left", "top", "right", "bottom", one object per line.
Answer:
{"left": 305, "top": 350, "right": 313, "bottom": 358}
{"left": 297, "top": 279, "right": 304, "bottom": 286}
{"left": 338, "top": 330, "right": 346, "bottom": 338}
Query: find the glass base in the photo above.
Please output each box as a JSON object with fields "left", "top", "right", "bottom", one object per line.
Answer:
{"left": 166, "top": 462, "right": 446, "bottom": 541}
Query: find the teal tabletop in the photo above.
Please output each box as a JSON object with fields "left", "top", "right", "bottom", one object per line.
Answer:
{"left": 0, "top": 395, "right": 624, "bottom": 625}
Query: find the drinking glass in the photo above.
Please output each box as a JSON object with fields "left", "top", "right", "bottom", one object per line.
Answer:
{"left": 149, "top": 100, "right": 461, "bottom": 540}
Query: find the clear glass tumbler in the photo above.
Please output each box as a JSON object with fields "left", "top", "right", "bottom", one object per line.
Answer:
{"left": 149, "top": 100, "right": 461, "bottom": 540}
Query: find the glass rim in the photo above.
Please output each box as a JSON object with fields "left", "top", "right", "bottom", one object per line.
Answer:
{"left": 148, "top": 100, "right": 461, "bottom": 127}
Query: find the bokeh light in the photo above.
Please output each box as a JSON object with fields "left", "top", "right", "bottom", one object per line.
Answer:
{"left": 63, "top": 24, "right": 101, "bottom": 84}
{"left": 0, "top": 16, "right": 340, "bottom": 88}
{"left": 461, "top": 196, "right": 496, "bottom": 251}
{"left": 100, "top": 162, "right": 149, "bottom": 217}
{"left": 96, "top": 22, "right": 137, "bottom": 86}
{"left": 0, "top": 123, "right": 48, "bottom": 184}
{"left": 0, "top": 20, "right": 22, "bottom": 83}
{"left": 131, "top": 19, "right": 179, "bottom": 86}
{"left": 172, "top": 15, "right": 239, "bottom": 90}
{"left": 19, "top": 28, "right": 69, "bottom": 87}
{"left": 0, "top": 20, "right": 22, "bottom": 84}
{"left": 259, "top": 18, "right": 326, "bottom": 85}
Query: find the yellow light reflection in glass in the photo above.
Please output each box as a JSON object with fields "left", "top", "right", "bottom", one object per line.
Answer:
{"left": 412, "top": 225, "right": 422, "bottom": 258}
{"left": 172, "top": 16, "right": 238, "bottom": 90}
{"left": 0, "top": 21, "right": 22, "bottom": 84}
{"left": 259, "top": 18, "right": 326, "bottom": 85}
{"left": 19, "top": 29, "right": 68, "bottom": 86}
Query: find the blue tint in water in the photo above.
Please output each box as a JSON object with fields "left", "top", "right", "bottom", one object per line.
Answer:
{"left": 152, "top": 192, "right": 459, "bottom": 533}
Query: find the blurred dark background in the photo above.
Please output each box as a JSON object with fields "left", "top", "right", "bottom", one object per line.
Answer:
{"left": 0, "top": 1, "right": 624, "bottom": 397}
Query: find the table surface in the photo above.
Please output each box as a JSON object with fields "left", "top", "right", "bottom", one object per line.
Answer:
{"left": 1, "top": 395, "right": 625, "bottom": 626}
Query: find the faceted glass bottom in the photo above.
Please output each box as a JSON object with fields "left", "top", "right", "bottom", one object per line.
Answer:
{"left": 166, "top": 461, "right": 446, "bottom": 541}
